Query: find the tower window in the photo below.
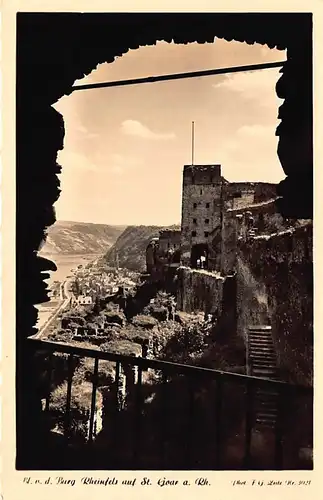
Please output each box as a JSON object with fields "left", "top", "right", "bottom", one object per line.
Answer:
{"left": 204, "top": 231, "right": 209, "bottom": 237}
{"left": 206, "top": 202, "right": 210, "bottom": 208}
{"left": 193, "top": 203, "right": 197, "bottom": 209}
{"left": 205, "top": 218, "right": 209, "bottom": 224}
{"left": 193, "top": 218, "right": 197, "bottom": 224}
{"left": 192, "top": 231, "right": 197, "bottom": 237}
{"left": 200, "top": 189, "right": 203, "bottom": 195}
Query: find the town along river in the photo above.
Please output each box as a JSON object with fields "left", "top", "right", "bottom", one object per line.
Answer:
{"left": 36, "top": 253, "right": 102, "bottom": 328}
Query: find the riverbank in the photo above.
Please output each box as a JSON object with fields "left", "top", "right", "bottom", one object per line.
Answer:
{"left": 36, "top": 253, "right": 102, "bottom": 328}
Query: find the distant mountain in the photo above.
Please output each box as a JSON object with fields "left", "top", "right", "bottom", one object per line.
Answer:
{"left": 40, "top": 220, "right": 126, "bottom": 255}
{"left": 104, "top": 224, "right": 180, "bottom": 271}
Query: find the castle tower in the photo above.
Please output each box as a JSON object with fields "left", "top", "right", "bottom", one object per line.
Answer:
{"left": 180, "top": 164, "right": 224, "bottom": 269}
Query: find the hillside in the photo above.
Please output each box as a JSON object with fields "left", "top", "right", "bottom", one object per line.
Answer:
{"left": 104, "top": 224, "right": 180, "bottom": 271}
{"left": 40, "top": 220, "right": 126, "bottom": 255}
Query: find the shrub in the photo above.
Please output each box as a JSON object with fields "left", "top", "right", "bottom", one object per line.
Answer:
{"left": 74, "top": 358, "right": 115, "bottom": 387}
{"left": 61, "top": 315, "right": 86, "bottom": 328}
{"left": 100, "top": 340, "right": 142, "bottom": 357}
{"left": 50, "top": 381, "right": 103, "bottom": 441}
{"left": 149, "top": 306, "right": 168, "bottom": 321}
{"left": 132, "top": 314, "right": 157, "bottom": 329}
{"left": 118, "top": 325, "right": 151, "bottom": 346}
{"left": 158, "top": 322, "right": 211, "bottom": 364}
{"left": 104, "top": 311, "right": 126, "bottom": 326}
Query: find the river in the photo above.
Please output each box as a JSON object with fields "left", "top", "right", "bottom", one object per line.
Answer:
{"left": 36, "top": 253, "right": 102, "bottom": 328}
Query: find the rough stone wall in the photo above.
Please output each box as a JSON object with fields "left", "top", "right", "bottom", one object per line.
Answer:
{"left": 146, "top": 240, "right": 157, "bottom": 274}
{"left": 176, "top": 266, "right": 225, "bottom": 315}
{"left": 224, "top": 182, "right": 277, "bottom": 206}
{"left": 236, "top": 255, "right": 271, "bottom": 341}
{"left": 158, "top": 229, "right": 181, "bottom": 254}
{"left": 220, "top": 199, "right": 290, "bottom": 274}
{"left": 180, "top": 165, "right": 278, "bottom": 272}
{"left": 237, "top": 224, "right": 313, "bottom": 386}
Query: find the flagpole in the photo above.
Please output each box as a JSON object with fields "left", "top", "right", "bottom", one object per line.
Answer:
{"left": 192, "top": 121, "right": 195, "bottom": 166}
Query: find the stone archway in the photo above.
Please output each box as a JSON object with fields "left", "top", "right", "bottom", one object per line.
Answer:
{"left": 191, "top": 243, "right": 209, "bottom": 269}
{"left": 16, "top": 12, "right": 312, "bottom": 468}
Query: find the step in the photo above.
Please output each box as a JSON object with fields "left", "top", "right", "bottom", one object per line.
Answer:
{"left": 249, "top": 356, "right": 276, "bottom": 362}
{"left": 251, "top": 362, "right": 276, "bottom": 369}
{"left": 253, "top": 370, "right": 278, "bottom": 376}
{"left": 255, "top": 408, "right": 278, "bottom": 418}
{"left": 249, "top": 337, "right": 273, "bottom": 342}
{"left": 256, "top": 416, "right": 276, "bottom": 423}
{"left": 252, "top": 370, "right": 277, "bottom": 376}
{"left": 251, "top": 362, "right": 276, "bottom": 368}
{"left": 255, "top": 419, "right": 276, "bottom": 428}
{"left": 255, "top": 412, "right": 277, "bottom": 419}
{"left": 250, "top": 348, "right": 275, "bottom": 353}
{"left": 249, "top": 338, "right": 273, "bottom": 344}
{"left": 250, "top": 339, "right": 273, "bottom": 344}
{"left": 249, "top": 336, "right": 273, "bottom": 341}
{"left": 249, "top": 346, "right": 274, "bottom": 351}
{"left": 253, "top": 366, "right": 276, "bottom": 371}
{"left": 250, "top": 350, "right": 275, "bottom": 356}
{"left": 255, "top": 399, "right": 278, "bottom": 407}
{"left": 249, "top": 329, "right": 272, "bottom": 333}
{"left": 249, "top": 332, "right": 272, "bottom": 337}
{"left": 249, "top": 345, "right": 275, "bottom": 351}
{"left": 254, "top": 401, "right": 278, "bottom": 416}
{"left": 249, "top": 351, "right": 276, "bottom": 357}
{"left": 250, "top": 346, "right": 275, "bottom": 351}
{"left": 249, "top": 332, "right": 272, "bottom": 336}
{"left": 248, "top": 326, "right": 272, "bottom": 332}
{"left": 250, "top": 353, "right": 275, "bottom": 359}
{"left": 256, "top": 390, "right": 279, "bottom": 398}
{"left": 249, "top": 338, "right": 273, "bottom": 343}
{"left": 255, "top": 415, "right": 276, "bottom": 422}
{"left": 255, "top": 394, "right": 278, "bottom": 402}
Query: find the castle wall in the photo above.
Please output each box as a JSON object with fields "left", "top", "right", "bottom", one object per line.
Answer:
{"left": 180, "top": 164, "right": 278, "bottom": 272}
{"left": 176, "top": 266, "right": 225, "bottom": 315}
{"left": 220, "top": 199, "right": 289, "bottom": 274}
{"left": 158, "top": 229, "right": 181, "bottom": 254}
{"left": 237, "top": 223, "right": 313, "bottom": 386}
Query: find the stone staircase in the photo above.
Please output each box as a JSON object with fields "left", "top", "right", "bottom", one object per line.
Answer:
{"left": 247, "top": 325, "right": 279, "bottom": 430}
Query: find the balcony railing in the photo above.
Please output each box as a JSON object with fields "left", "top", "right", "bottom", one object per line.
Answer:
{"left": 27, "top": 337, "right": 313, "bottom": 470}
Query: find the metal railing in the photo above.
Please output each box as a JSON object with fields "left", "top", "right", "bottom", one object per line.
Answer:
{"left": 28, "top": 337, "right": 313, "bottom": 470}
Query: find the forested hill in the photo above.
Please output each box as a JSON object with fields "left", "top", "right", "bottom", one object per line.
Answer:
{"left": 40, "top": 220, "right": 126, "bottom": 255}
{"left": 104, "top": 224, "right": 180, "bottom": 271}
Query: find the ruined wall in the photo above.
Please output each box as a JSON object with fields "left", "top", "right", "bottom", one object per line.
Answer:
{"left": 176, "top": 266, "right": 225, "bottom": 315}
{"left": 146, "top": 239, "right": 158, "bottom": 274}
{"left": 158, "top": 229, "right": 181, "bottom": 254}
{"left": 223, "top": 182, "right": 277, "bottom": 209}
{"left": 237, "top": 224, "right": 313, "bottom": 386}
{"left": 220, "top": 199, "right": 289, "bottom": 274}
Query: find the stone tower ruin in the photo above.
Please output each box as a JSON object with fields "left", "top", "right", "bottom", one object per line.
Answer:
{"left": 180, "top": 164, "right": 225, "bottom": 269}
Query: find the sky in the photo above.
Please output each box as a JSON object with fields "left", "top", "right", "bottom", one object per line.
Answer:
{"left": 53, "top": 39, "right": 286, "bottom": 226}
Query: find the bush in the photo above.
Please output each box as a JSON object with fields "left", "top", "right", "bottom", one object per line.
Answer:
{"left": 70, "top": 340, "right": 101, "bottom": 351}
{"left": 104, "top": 311, "right": 126, "bottom": 326}
{"left": 149, "top": 306, "right": 168, "bottom": 321}
{"left": 118, "top": 325, "right": 151, "bottom": 346}
{"left": 74, "top": 358, "right": 115, "bottom": 387}
{"left": 61, "top": 315, "right": 86, "bottom": 328}
{"left": 47, "top": 331, "right": 74, "bottom": 343}
{"left": 50, "top": 381, "right": 103, "bottom": 441}
{"left": 100, "top": 340, "right": 142, "bottom": 357}
{"left": 158, "top": 322, "right": 211, "bottom": 364}
{"left": 132, "top": 314, "right": 157, "bottom": 329}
